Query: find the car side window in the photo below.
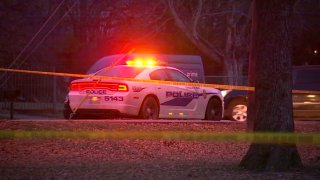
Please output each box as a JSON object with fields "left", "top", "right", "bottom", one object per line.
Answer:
{"left": 166, "top": 69, "right": 192, "bottom": 82}
{"left": 149, "top": 69, "right": 170, "bottom": 81}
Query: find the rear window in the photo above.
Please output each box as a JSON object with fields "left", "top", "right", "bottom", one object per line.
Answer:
{"left": 95, "top": 66, "right": 146, "bottom": 78}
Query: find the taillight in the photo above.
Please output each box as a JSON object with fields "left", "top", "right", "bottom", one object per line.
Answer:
{"left": 118, "top": 84, "right": 128, "bottom": 91}
{"left": 70, "top": 82, "right": 128, "bottom": 92}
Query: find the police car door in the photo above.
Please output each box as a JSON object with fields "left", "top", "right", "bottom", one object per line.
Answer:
{"left": 162, "top": 68, "right": 201, "bottom": 118}
{"left": 149, "top": 68, "right": 177, "bottom": 118}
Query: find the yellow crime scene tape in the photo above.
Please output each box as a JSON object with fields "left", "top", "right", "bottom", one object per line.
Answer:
{"left": 1, "top": 66, "right": 320, "bottom": 145}
{"left": 1, "top": 67, "right": 320, "bottom": 94}
{"left": 0, "top": 130, "right": 319, "bottom": 145}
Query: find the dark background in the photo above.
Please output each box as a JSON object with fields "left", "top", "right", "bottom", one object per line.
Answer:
{"left": 0, "top": 0, "right": 319, "bottom": 75}
{"left": 0, "top": 0, "right": 319, "bottom": 104}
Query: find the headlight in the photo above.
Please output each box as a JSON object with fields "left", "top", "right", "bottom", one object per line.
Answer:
{"left": 221, "top": 90, "right": 231, "bottom": 97}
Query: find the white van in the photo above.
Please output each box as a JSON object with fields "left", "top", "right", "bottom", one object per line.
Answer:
{"left": 86, "top": 54, "right": 205, "bottom": 83}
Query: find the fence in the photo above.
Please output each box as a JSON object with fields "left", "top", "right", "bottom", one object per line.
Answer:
{"left": 0, "top": 64, "right": 67, "bottom": 112}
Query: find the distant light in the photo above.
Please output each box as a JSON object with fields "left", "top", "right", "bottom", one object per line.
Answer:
{"left": 307, "top": 95, "right": 316, "bottom": 98}
{"left": 168, "top": 112, "right": 173, "bottom": 116}
{"left": 179, "top": 112, "right": 184, "bottom": 116}
{"left": 314, "top": 49, "right": 318, "bottom": 54}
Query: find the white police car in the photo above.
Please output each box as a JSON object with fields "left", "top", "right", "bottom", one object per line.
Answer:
{"left": 64, "top": 59, "right": 223, "bottom": 120}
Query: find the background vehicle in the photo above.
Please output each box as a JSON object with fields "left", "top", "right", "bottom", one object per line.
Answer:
{"left": 87, "top": 54, "right": 205, "bottom": 83}
{"left": 224, "top": 65, "right": 320, "bottom": 121}
{"left": 64, "top": 58, "right": 223, "bottom": 120}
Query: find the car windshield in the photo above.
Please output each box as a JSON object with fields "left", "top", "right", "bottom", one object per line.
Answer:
{"left": 94, "top": 66, "right": 146, "bottom": 78}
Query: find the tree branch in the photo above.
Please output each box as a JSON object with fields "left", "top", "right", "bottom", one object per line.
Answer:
{"left": 165, "top": 0, "right": 223, "bottom": 64}
{"left": 191, "top": 0, "right": 203, "bottom": 40}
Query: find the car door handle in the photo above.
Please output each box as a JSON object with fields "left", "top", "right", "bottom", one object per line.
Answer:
{"left": 158, "top": 87, "right": 162, "bottom": 90}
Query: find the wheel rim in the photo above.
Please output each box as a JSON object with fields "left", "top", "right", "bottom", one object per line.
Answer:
{"left": 206, "top": 99, "right": 222, "bottom": 120}
{"left": 210, "top": 109, "right": 216, "bottom": 117}
{"left": 232, "top": 104, "right": 247, "bottom": 122}
{"left": 143, "top": 98, "right": 158, "bottom": 119}
{"left": 145, "top": 107, "right": 155, "bottom": 119}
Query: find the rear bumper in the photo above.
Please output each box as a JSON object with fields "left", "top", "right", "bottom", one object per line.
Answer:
{"left": 74, "top": 109, "right": 122, "bottom": 118}
{"left": 68, "top": 92, "right": 141, "bottom": 116}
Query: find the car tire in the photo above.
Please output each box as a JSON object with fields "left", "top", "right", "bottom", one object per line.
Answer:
{"left": 226, "top": 99, "right": 247, "bottom": 122}
{"left": 205, "top": 98, "right": 222, "bottom": 121}
{"left": 139, "top": 96, "right": 159, "bottom": 119}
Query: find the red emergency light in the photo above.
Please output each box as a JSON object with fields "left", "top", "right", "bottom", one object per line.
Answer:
{"left": 126, "top": 57, "right": 157, "bottom": 67}
{"left": 70, "top": 82, "right": 128, "bottom": 92}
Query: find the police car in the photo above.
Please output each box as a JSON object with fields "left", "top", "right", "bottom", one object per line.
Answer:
{"left": 64, "top": 58, "right": 223, "bottom": 120}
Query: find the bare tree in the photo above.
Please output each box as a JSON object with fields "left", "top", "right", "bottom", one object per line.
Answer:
{"left": 62, "top": 0, "right": 169, "bottom": 72}
{"left": 0, "top": 0, "right": 50, "bottom": 67}
{"left": 240, "top": 0, "right": 302, "bottom": 171}
{"left": 165, "top": 0, "right": 251, "bottom": 85}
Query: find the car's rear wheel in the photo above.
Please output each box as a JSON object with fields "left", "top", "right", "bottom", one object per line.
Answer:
{"left": 140, "top": 96, "right": 159, "bottom": 119}
{"left": 205, "top": 98, "right": 222, "bottom": 120}
{"left": 226, "top": 99, "right": 247, "bottom": 122}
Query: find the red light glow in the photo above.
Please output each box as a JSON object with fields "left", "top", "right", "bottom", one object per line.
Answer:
{"left": 126, "top": 57, "right": 156, "bottom": 67}
{"left": 70, "top": 82, "right": 128, "bottom": 92}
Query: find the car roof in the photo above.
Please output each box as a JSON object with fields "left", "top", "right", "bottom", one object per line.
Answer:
{"left": 293, "top": 65, "right": 320, "bottom": 70}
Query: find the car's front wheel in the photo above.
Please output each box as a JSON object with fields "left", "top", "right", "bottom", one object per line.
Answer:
{"left": 205, "top": 98, "right": 222, "bottom": 120}
{"left": 226, "top": 99, "right": 247, "bottom": 122}
{"left": 139, "top": 96, "right": 159, "bottom": 119}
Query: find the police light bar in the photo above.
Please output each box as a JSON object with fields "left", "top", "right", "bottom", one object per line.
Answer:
{"left": 126, "top": 57, "right": 157, "bottom": 67}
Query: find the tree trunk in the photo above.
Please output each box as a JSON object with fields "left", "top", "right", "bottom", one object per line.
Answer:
{"left": 240, "top": 0, "right": 303, "bottom": 171}
{"left": 246, "top": 0, "right": 258, "bottom": 132}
